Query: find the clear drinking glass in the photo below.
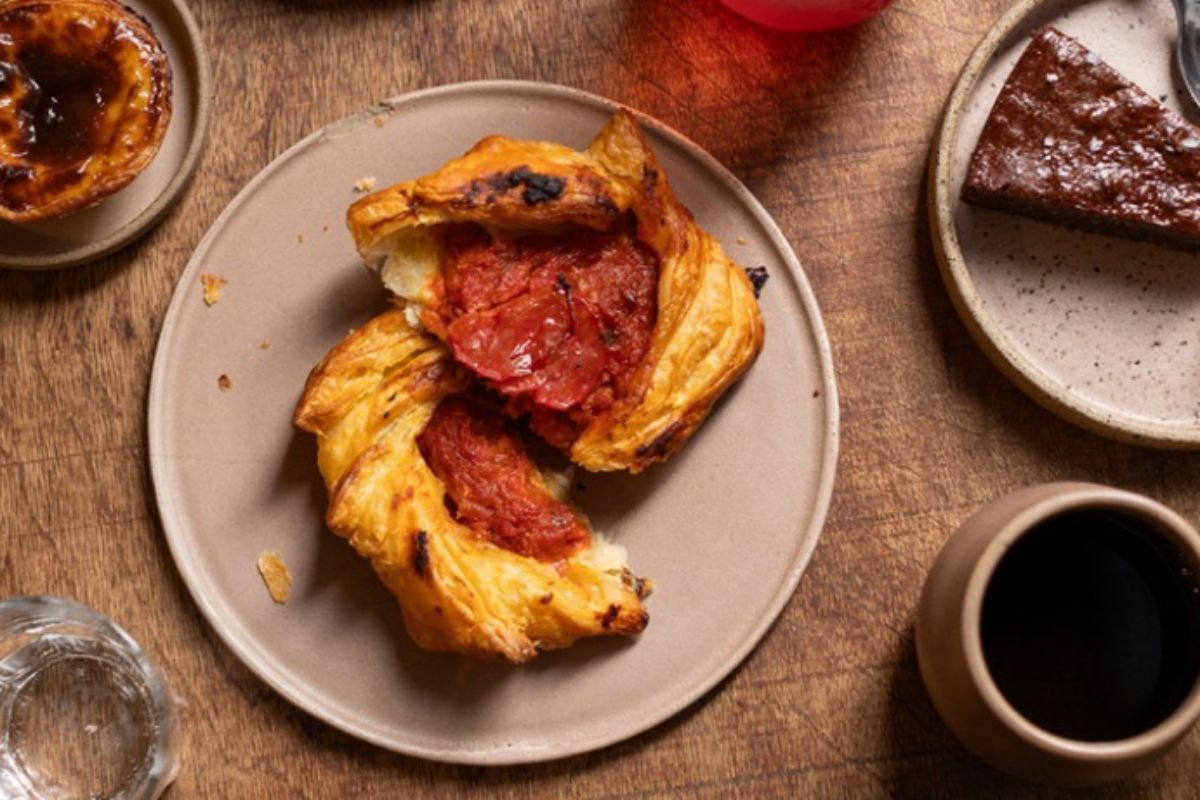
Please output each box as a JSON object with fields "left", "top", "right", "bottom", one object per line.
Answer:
{"left": 719, "top": 0, "right": 894, "bottom": 31}
{"left": 0, "top": 597, "right": 179, "bottom": 800}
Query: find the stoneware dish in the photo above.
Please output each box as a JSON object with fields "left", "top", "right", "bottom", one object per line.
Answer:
{"left": 929, "top": 0, "right": 1200, "bottom": 448}
{"left": 916, "top": 482, "right": 1200, "bottom": 786}
{"left": 147, "top": 81, "right": 839, "bottom": 763}
{"left": 0, "top": 0, "right": 211, "bottom": 271}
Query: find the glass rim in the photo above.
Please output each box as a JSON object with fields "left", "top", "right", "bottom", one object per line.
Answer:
{"left": 0, "top": 595, "right": 179, "bottom": 800}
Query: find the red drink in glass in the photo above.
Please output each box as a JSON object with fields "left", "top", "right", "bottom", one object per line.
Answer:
{"left": 719, "top": 0, "right": 894, "bottom": 31}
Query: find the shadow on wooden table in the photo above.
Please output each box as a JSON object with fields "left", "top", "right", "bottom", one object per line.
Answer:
{"left": 0, "top": 212, "right": 175, "bottom": 308}
{"left": 607, "top": 0, "right": 870, "bottom": 192}
{"left": 881, "top": 628, "right": 1200, "bottom": 798}
{"left": 877, "top": 631, "right": 1076, "bottom": 799}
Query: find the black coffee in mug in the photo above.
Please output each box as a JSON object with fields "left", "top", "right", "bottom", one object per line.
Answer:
{"left": 980, "top": 508, "right": 1200, "bottom": 742}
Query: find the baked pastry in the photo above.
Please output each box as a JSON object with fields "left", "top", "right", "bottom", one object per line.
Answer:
{"left": 963, "top": 27, "right": 1200, "bottom": 250}
{"left": 294, "top": 308, "right": 650, "bottom": 663}
{"left": 347, "top": 111, "right": 765, "bottom": 472}
{"left": 297, "top": 113, "right": 764, "bottom": 661}
{"left": 0, "top": 0, "right": 172, "bottom": 222}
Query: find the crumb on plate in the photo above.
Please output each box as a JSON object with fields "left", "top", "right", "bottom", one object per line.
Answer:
{"left": 256, "top": 551, "right": 292, "bottom": 604}
{"left": 353, "top": 176, "right": 377, "bottom": 193}
{"left": 259, "top": 339, "right": 271, "bottom": 350}
{"left": 218, "top": 374, "right": 232, "bottom": 391}
{"left": 201, "top": 274, "right": 228, "bottom": 306}
{"left": 298, "top": 233, "right": 305, "bottom": 244}
{"left": 373, "top": 115, "right": 385, "bottom": 128}
{"left": 736, "top": 234, "right": 747, "bottom": 245}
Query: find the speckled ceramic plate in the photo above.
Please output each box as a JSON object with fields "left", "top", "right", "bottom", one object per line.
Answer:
{"left": 0, "top": 0, "right": 211, "bottom": 271}
{"left": 147, "top": 81, "right": 838, "bottom": 763}
{"left": 931, "top": 0, "right": 1200, "bottom": 447}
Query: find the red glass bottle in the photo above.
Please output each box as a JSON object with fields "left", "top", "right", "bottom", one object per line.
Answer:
{"left": 719, "top": 0, "right": 893, "bottom": 31}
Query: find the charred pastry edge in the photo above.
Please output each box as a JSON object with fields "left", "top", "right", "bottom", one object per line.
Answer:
{"left": 488, "top": 166, "right": 567, "bottom": 205}
{"left": 599, "top": 603, "right": 621, "bottom": 629}
{"left": 410, "top": 530, "right": 431, "bottom": 578}
{"left": 744, "top": 267, "right": 769, "bottom": 298}
{"left": 0, "top": 0, "right": 174, "bottom": 222}
{"left": 634, "top": 420, "right": 685, "bottom": 460}
{"left": 623, "top": 570, "right": 654, "bottom": 600}
{"left": 457, "top": 167, "right": 573, "bottom": 210}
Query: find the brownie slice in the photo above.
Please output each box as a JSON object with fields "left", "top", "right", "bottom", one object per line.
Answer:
{"left": 963, "top": 27, "right": 1200, "bottom": 250}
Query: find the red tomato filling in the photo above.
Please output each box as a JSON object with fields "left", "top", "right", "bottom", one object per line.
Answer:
{"left": 416, "top": 394, "right": 590, "bottom": 561}
{"left": 422, "top": 222, "right": 658, "bottom": 450}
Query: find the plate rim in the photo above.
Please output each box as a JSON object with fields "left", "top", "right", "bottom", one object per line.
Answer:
{"left": 0, "top": 0, "right": 213, "bottom": 272}
{"left": 928, "top": 0, "right": 1200, "bottom": 449}
{"left": 147, "top": 79, "right": 840, "bottom": 764}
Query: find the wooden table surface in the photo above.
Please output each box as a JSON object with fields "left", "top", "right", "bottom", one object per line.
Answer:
{"left": 3, "top": 0, "right": 1199, "bottom": 796}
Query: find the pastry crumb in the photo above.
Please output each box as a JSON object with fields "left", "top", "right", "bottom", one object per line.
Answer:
{"left": 218, "top": 374, "right": 232, "bottom": 391}
{"left": 373, "top": 116, "right": 385, "bottom": 128}
{"left": 259, "top": 339, "right": 271, "bottom": 350}
{"left": 200, "top": 274, "right": 227, "bottom": 306}
{"left": 256, "top": 551, "right": 292, "bottom": 604}
{"left": 297, "top": 233, "right": 305, "bottom": 244}
{"left": 353, "top": 176, "right": 377, "bottom": 193}
{"left": 736, "top": 234, "right": 747, "bottom": 245}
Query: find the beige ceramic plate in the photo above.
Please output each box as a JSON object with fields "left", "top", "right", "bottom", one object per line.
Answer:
{"left": 931, "top": 0, "right": 1200, "bottom": 448}
{"left": 0, "top": 0, "right": 211, "bottom": 271}
{"left": 148, "top": 81, "right": 838, "bottom": 764}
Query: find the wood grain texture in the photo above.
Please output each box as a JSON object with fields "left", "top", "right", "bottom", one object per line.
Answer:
{"left": 1, "top": 0, "right": 1198, "bottom": 796}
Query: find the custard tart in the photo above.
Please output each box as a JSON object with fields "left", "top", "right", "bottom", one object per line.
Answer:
{"left": 294, "top": 308, "right": 650, "bottom": 663}
{"left": 347, "top": 111, "right": 766, "bottom": 473}
{"left": 0, "top": 0, "right": 173, "bottom": 222}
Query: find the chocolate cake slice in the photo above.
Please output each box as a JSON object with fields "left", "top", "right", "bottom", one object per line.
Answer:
{"left": 963, "top": 27, "right": 1200, "bottom": 250}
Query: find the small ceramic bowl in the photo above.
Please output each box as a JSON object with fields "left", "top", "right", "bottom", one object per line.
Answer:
{"left": 916, "top": 482, "right": 1200, "bottom": 786}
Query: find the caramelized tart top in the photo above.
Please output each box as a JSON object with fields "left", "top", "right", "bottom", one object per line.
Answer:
{"left": 0, "top": 0, "right": 172, "bottom": 223}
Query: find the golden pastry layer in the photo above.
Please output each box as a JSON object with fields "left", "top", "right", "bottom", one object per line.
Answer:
{"left": 294, "top": 308, "right": 650, "bottom": 663}
{"left": 347, "top": 111, "right": 765, "bottom": 473}
{"left": 0, "top": 0, "right": 172, "bottom": 222}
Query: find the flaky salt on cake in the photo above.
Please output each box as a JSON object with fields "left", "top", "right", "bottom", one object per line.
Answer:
{"left": 964, "top": 27, "right": 1200, "bottom": 250}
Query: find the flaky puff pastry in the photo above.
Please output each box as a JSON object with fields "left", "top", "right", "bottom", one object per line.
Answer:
{"left": 0, "top": 0, "right": 172, "bottom": 222}
{"left": 347, "top": 111, "right": 765, "bottom": 473}
{"left": 294, "top": 307, "right": 650, "bottom": 663}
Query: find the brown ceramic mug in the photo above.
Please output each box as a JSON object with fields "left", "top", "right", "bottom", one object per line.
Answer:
{"left": 916, "top": 482, "right": 1200, "bottom": 786}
